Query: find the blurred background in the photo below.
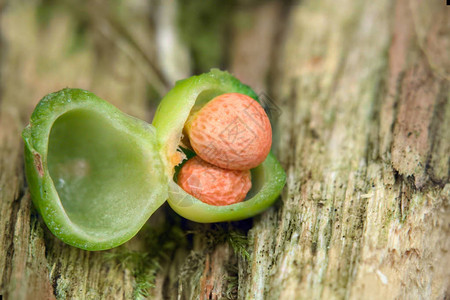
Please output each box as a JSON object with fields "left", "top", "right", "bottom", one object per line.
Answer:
{"left": 1, "top": 0, "right": 286, "bottom": 124}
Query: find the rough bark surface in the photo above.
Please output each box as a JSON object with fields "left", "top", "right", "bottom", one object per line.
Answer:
{"left": 0, "top": 0, "right": 448, "bottom": 299}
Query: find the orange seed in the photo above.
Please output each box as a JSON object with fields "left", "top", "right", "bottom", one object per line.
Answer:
{"left": 185, "top": 93, "right": 272, "bottom": 170}
{"left": 177, "top": 156, "right": 252, "bottom": 206}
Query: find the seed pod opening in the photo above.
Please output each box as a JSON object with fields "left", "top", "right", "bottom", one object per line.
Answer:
{"left": 153, "top": 69, "right": 286, "bottom": 223}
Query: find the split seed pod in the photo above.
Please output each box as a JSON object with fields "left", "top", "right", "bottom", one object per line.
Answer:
{"left": 23, "top": 69, "right": 286, "bottom": 250}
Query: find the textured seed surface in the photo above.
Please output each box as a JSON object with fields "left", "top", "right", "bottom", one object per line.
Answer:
{"left": 186, "top": 93, "right": 272, "bottom": 170}
{"left": 177, "top": 156, "right": 252, "bottom": 206}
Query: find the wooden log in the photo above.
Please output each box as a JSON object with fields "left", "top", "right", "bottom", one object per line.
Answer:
{"left": 0, "top": 0, "right": 448, "bottom": 299}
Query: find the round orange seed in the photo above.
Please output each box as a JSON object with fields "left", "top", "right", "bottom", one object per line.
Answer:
{"left": 177, "top": 156, "right": 252, "bottom": 206}
{"left": 185, "top": 93, "right": 272, "bottom": 170}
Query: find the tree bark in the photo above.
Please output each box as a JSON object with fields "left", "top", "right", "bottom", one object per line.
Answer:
{"left": 0, "top": 0, "right": 448, "bottom": 299}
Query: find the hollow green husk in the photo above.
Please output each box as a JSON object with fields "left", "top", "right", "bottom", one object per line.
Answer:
{"left": 153, "top": 69, "right": 286, "bottom": 223}
{"left": 23, "top": 89, "right": 167, "bottom": 250}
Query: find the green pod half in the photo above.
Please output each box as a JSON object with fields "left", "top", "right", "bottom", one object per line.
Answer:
{"left": 153, "top": 69, "right": 286, "bottom": 223}
{"left": 23, "top": 89, "right": 167, "bottom": 250}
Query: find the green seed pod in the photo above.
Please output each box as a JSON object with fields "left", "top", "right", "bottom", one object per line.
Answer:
{"left": 23, "top": 89, "right": 167, "bottom": 250}
{"left": 153, "top": 69, "right": 286, "bottom": 223}
{"left": 23, "top": 69, "right": 286, "bottom": 250}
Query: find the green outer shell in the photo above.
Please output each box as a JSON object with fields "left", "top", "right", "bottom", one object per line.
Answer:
{"left": 153, "top": 69, "right": 286, "bottom": 223}
{"left": 22, "top": 89, "right": 167, "bottom": 250}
